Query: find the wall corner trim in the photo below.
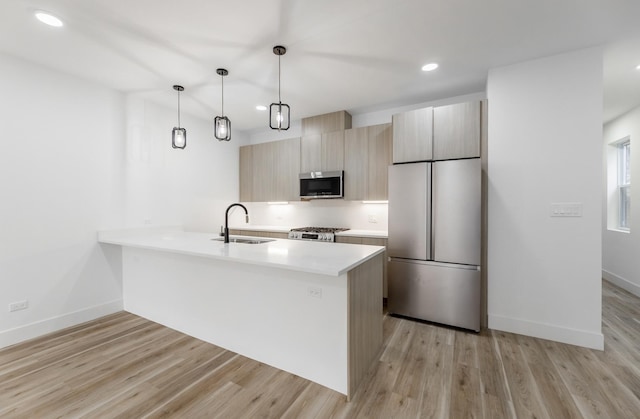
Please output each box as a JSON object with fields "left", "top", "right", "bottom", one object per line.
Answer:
{"left": 603, "top": 270, "right": 640, "bottom": 298}
{"left": 0, "top": 300, "right": 124, "bottom": 349}
{"left": 488, "top": 314, "right": 604, "bottom": 351}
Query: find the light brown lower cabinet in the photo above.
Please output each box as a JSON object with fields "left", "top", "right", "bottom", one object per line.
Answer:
{"left": 336, "top": 236, "right": 388, "bottom": 299}
{"left": 228, "top": 230, "right": 289, "bottom": 239}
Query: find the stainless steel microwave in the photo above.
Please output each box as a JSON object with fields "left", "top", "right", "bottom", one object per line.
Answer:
{"left": 299, "top": 171, "right": 344, "bottom": 199}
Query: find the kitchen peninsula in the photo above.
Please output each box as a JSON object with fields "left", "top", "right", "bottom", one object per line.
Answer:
{"left": 98, "top": 228, "right": 384, "bottom": 399}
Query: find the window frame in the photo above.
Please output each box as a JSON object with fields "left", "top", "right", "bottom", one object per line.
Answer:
{"left": 618, "top": 138, "right": 630, "bottom": 231}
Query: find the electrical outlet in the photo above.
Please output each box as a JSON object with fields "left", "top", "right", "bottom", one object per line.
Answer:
{"left": 550, "top": 203, "right": 583, "bottom": 217}
{"left": 308, "top": 287, "right": 322, "bottom": 299}
{"left": 9, "top": 300, "right": 28, "bottom": 312}
{"left": 368, "top": 214, "right": 378, "bottom": 223}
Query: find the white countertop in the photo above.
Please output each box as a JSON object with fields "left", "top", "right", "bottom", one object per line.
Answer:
{"left": 98, "top": 227, "right": 385, "bottom": 277}
{"left": 229, "top": 225, "right": 388, "bottom": 238}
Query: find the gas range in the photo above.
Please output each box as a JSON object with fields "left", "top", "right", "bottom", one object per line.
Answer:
{"left": 288, "top": 227, "right": 350, "bottom": 242}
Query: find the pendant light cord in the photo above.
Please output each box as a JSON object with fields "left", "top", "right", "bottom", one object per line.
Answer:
{"left": 221, "top": 74, "right": 224, "bottom": 116}
{"left": 278, "top": 54, "right": 282, "bottom": 104}
{"left": 177, "top": 90, "right": 181, "bottom": 128}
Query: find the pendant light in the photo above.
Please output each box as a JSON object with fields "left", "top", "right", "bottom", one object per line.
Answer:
{"left": 214, "top": 68, "right": 231, "bottom": 141}
{"left": 171, "top": 85, "right": 186, "bottom": 149}
{"left": 270, "top": 45, "right": 290, "bottom": 131}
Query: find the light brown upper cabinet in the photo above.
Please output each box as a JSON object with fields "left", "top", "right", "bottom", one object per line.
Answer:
{"left": 300, "top": 134, "right": 321, "bottom": 173}
{"left": 301, "top": 110, "right": 352, "bottom": 136}
{"left": 367, "top": 123, "right": 393, "bottom": 200}
{"left": 239, "top": 145, "right": 253, "bottom": 202}
{"left": 239, "top": 137, "right": 300, "bottom": 202}
{"left": 300, "top": 131, "right": 344, "bottom": 172}
{"left": 321, "top": 131, "right": 345, "bottom": 171}
{"left": 392, "top": 107, "right": 433, "bottom": 163}
{"left": 344, "top": 123, "right": 392, "bottom": 200}
{"left": 392, "top": 101, "right": 481, "bottom": 163}
{"left": 433, "top": 101, "right": 481, "bottom": 160}
{"left": 344, "top": 127, "right": 368, "bottom": 200}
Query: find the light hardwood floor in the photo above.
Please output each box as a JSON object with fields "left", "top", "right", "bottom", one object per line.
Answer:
{"left": 1, "top": 280, "right": 639, "bottom": 418}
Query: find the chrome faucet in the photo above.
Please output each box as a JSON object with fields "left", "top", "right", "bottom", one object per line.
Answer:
{"left": 224, "top": 203, "right": 249, "bottom": 243}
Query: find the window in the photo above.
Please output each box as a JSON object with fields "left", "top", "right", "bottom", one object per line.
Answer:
{"left": 618, "top": 138, "right": 631, "bottom": 230}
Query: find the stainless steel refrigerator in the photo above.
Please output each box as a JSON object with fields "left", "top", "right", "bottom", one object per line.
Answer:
{"left": 388, "top": 159, "right": 481, "bottom": 331}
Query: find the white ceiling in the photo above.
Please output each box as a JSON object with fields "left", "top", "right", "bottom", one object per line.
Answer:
{"left": 2, "top": 0, "right": 640, "bottom": 131}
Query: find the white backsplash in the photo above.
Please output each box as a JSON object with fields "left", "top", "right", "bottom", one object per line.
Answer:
{"left": 242, "top": 201, "right": 388, "bottom": 231}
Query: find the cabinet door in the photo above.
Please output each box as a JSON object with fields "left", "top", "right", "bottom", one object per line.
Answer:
{"left": 300, "top": 134, "right": 321, "bottom": 173}
{"left": 367, "top": 123, "right": 392, "bottom": 200}
{"left": 239, "top": 145, "right": 253, "bottom": 202}
{"left": 433, "top": 101, "right": 481, "bottom": 160}
{"left": 392, "top": 107, "right": 433, "bottom": 163}
{"left": 301, "top": 110, "right": 352, "bottom": 135}
{"left": 321, "top": 131, "right": 344, "bottom": 171}
{"left": 344, "top": 126, "right": 368, "bottom": 200}
{"left": 335, "top": 236, "right": 362, "bottom": 244}
{"left": 251, "top": 138, "right": 300, "bottom": 202}
{"left": 273, "top": 137, "right": 300, "bottom": 201}
{"left": 251, "top": 141, "right": 275, "bottom": 202}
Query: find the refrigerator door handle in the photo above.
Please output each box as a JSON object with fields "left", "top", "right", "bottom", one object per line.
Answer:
{"left": 427, "top": 163, "right": 433, "bottom": 261}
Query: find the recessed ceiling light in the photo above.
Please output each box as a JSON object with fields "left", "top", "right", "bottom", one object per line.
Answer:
{"left": 35, "top": 11, "right": 63, "bottom": 27}
{"left": 421, "top": 63, "right": 438, "bottom": 72}
{"left": 256, "top": 105, "right": 267, "bottom": 111}
{"left": 636, "top": 64, "right": 640, "bottom": 70}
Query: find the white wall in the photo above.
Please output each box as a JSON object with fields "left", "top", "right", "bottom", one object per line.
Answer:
{"left": 122, "top": 96, "right": 247, "bottom": 232}
{"left": 242, "top": 201, "right": 389, "bottom": 231}
{"left": 603, "top": 105, "right": 640, "bottom": 296}
{"left": 487, "top": 47, "right": 604, "bottom": 349}
{"left": 0, "top": 54, "right": 125, "bottom": 347}
{"left": 0, "top": 54, "right": 247, "bottom": 348}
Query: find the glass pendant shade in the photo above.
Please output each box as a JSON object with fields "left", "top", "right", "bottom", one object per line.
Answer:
{"left": 270, "top": 45, "right": 290, "bottom": 131}
{"left": 172, "top": 127, "right": 186, "bottom": 149}
{"left": 214, "top": 116, "right": 231, "bottom": 141}
{"left": 214, "top": 68, "right": 231, "bottom": 141}
{"left": 171, "top": 85, "right": 186, "bottom": 149}
{"left": 269, "top": 102, "right": 290, "bottom": 131}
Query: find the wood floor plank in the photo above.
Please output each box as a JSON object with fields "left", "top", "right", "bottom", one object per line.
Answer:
{"left": 544, "top": 339, "right": 640, "bottom": 419}
{"left": 104, "top": 352, "right": 244, "bottom": 418}
{"left": 13, "top": 334, "right": 190, "bottom": 418}
{"left": 1, "top": 280, "right": 639, "bottom": 418}
{"left": 392, "top": 322, "right": 433, "bottom": 401}
{"left": 494, "top": 330, "right": 551, "bottom": 419}
{"left": 449, "top": 331, "right": 482, "bottom": 419}
{"left": 476, "top": 330, "right": 513, "bottom": 419}
{"left": 516, "top": 334, "right": 583, "bottom": 419}
{"left": 416, "top": 325, "right": 454, "bottom": 419}
{"left": 280, "top": 382, "right": 335, "bottom": 419}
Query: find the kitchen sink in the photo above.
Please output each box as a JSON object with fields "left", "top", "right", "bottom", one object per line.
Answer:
{"left": 211, "top": 237, "right": 275, "bottom": 244}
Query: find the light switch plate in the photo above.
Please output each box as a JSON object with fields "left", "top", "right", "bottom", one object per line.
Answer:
{"left": 550, "top": 203, "right": 583, "bottom": 217}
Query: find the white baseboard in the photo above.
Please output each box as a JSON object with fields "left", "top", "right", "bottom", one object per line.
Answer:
{"left": 488, "top": 314, "right": 604, "bottom": 350}
{"left": 602, "top": 270, "right": 640, "bottom": 297}
{"left": 0, "top": 300, "right": 124, "bottom": 349}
